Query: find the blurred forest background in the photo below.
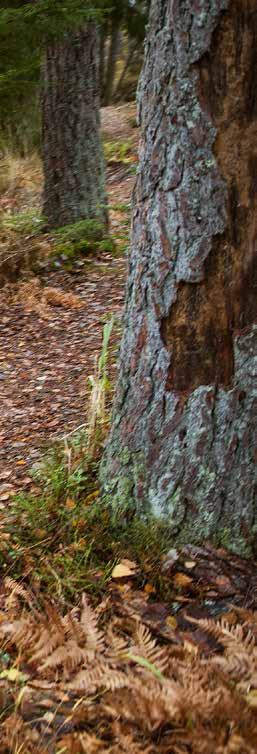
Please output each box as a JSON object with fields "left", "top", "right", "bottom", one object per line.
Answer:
{"left": 0, "top": 0, "right": 148, "bottom": 154}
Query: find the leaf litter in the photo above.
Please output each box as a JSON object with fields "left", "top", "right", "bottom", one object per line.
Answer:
{"left": 0, "top": 107, "right": 136, "bottom": 495}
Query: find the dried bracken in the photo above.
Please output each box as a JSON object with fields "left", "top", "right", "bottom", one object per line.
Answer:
{"left": 12, "top": 278, "right": 84, "bottom": 318}
{"left": 0, "top": 580, "right": 257, "bottom": 753}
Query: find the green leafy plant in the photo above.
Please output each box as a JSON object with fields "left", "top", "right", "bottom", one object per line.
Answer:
{"left": 0, "top": 314, "right": 175, "bottom": 601}
{"left": 104, "top": 138, "right": 133, "bottom": 164}
{"left": 55, "top": 219, "right": 105, "bottom": 244}
{"left": 49, "top": 221, "right": 115, "bottom": 268}
{"left": 108, "top": 202, "right": 131, "bottom": 212}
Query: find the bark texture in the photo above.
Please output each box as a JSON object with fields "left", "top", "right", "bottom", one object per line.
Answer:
{"left": 42, "top": 23, "right": 107, "bottom": 229}
{"left": 102, "top": 0, "right": 257, "bottom": 555}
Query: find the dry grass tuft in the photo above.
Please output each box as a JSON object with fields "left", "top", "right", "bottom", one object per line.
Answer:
{"left": 0, "top": 151, "right": 42, "bottom": 203}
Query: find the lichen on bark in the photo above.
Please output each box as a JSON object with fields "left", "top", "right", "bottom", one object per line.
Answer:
{"left": 101, "top": 0, "right": 257, "bottom": 555}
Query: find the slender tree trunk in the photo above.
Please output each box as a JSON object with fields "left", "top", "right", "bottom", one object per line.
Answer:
{"left": 113, "top": 39, "right": 139, "bottom": 101}
{"left": 42, "top": 23, "right": 107, "bottom": 229}
{"left": 102, "top": 0, "right": 257, "bottom": 556}
{"left": 103, "top": 20, "right": 121, "bottom": 106}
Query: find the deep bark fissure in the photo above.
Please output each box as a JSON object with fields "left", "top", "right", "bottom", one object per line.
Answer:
{"left": 102, "top": 0, "right": 257, "bottom": 555}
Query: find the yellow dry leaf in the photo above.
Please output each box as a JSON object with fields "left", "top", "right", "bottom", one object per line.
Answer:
{"left": 174, "top": 572, "right": 193, "bottom": 589}
{"left": 65, "top": 497, "right": 76, "bottom": 510}
{"left": 16, "top": 459, "right": 26, "bottom": 466}
{"left": 73, "top": 538, "right": 86, "bottom": 551}
{"left": 0, "top": 493, "right": 11, "bottom": 501}
{"left": 144, "top": 583, "right": 156, "bottom": 594}
{"left": 116, "top": 583, "right": 132, "bottom": 595}
{"left": 246, "top": 690, "right": 257, "bottom": 707}
{"left": 0, "top": 668, "right": 29, "bottom": 683}
{"left": 166, "top": 615, "right": 177, "bottom": 630}
{"left": 85, "top": 490, "right": 100, "bottom": 505}
{"left": 34, "top": 529, "right": 47, "bottom": 540}
{"left": 184, "top": 640, "right": 198, "bottom": 656}
{"left": 42, "top": 711, "right": 55, "bottom": 725}
{"left": 112, "top": 559, "right": 137, "bottom": 579}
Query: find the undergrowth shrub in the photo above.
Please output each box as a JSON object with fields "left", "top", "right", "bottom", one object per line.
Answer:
{"left": 0, "top": 150, "right": 41, "bottom": 197}
{"left": 49, "top": 219, "right": 115, "bottom": 268}
{"left": 104, "top": 138, "right": 133, "bottom": 163}
{"left": 55, "top": 219, "right": 106, "bottom": 243}
{"left": 0, "top": 316, "right": 172, "bottom": 601}
{"left": 0, "top": 209, "right": 45, "bottom": 236}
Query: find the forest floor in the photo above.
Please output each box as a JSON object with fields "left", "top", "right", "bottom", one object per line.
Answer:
{"left": 0, "top": 103, "right": 137, "bottom": 498}
{"left": 0, "top": 105, "right": 257, "bottom": 754}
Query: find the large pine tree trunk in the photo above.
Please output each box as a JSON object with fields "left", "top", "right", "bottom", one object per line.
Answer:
{"left": 102, "top": 0, "right": 257, "bottom": 556}
{"left": 42, "top": 23, "right": 107, "bottom": 229}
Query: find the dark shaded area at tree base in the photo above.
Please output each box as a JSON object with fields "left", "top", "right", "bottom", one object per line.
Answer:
{"left": 140, "top": 542, "right": 257, "bottom": 639}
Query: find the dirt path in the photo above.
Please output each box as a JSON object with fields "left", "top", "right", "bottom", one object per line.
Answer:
{"left": 0, "top": 105, "right": 137, "bottom": 500}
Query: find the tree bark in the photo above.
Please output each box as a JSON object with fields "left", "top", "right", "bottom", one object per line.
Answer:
{"left": 101, "top": 0, "right": 257, "bottom": 556}
{"left": 42, "top": 23, "right": 107, "bottom": 229}
{"left": 99, "top": 24, "right": 107, "bottom": 104}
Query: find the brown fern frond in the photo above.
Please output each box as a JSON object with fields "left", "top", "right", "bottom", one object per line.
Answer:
{"left": 211, "top": 651, "right": 253, "bottom": 680}
{"left": 58, "top": 732, "right": 105, "bottom": 754}
{"left": 131, "top": 621, "right": 169, "bottom": 673}
{"left": 1, "top": 589, "right": 257, "bottom": 753}
{"left": 28, "top": 604, "right": 68, "bottom": 665}
{"left": 238, "top": 671, "right": 257, "bottom": 693}
{"left": 0, "top": 712, "right": 46, "bottom": 754}
{"left": 110, "top": 724, "right": 154, "bottom": 754}
{"left": 64, "top": 611, "right": 84, "bottom": 644}
{"left": 38, "top": 641, "right": 85, "bottom": 676}
{"left": 4, "top": 576, "right": 34, "bottom": 607}
{"left": 30, "top": 626, "right": 65, "bottom": 666}
{"left": 185, "top": 614, "right": 230, "bottom": 640}
{"left": 0, "top": 616, "right": 35, "bottom": 651}
{"left": 103, "top": 677, "right": 180, "bottom": 732}
{"left": 68, "top": 663, "right": 129, "bottom": 693}
{"left": 77, "top": 731, "right": 106, "bottom": 753}
{"left": 44, "top": 601, "right": 66, "bottom": 641}
{"left": 105, "top": 624, "right": 129, "bottom": 660}
{"left": 79, "top": 593, "right": 105, "bottom": 655}
{"left": 187, "top": 615, "right": 256, "bottom": 652}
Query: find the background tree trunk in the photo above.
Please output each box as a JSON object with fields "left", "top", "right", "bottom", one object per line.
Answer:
{"left": 99, "top": 24, "right": 107, "bottom": 104}
{"left": 102, "top": 0, "right": 257, "bottom": 556}
{"left": 113, "top": 39, "right": 139, "bottom": 101}
{"left": 103, "top": 21, "right": 121, "bottom": 106}
{"left": 42, "top": 23, "right": 107, "bottom": 229}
